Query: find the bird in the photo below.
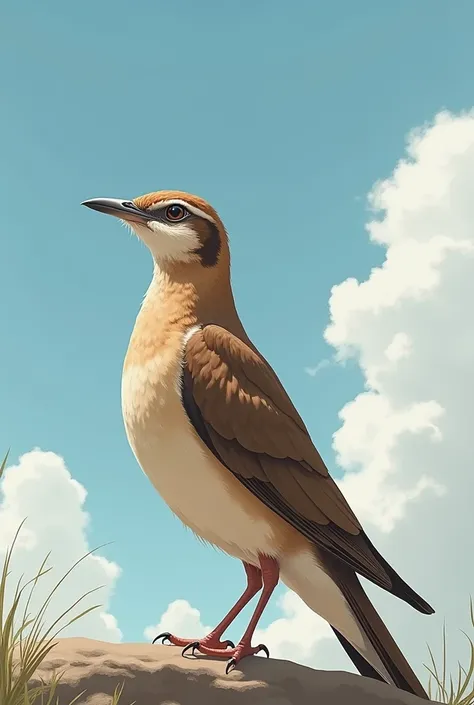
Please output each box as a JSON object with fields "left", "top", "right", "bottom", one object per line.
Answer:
{"left": 82, "top": 191, "right": 434, "bottom": 699}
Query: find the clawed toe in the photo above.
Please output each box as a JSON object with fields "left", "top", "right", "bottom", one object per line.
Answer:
{"left": 153, "top": 632, "right": 172, "bottom": 645}
{"left": 182, "top": 638, "right": 236, "bottom": 657}
{"left": 183, "top": 639, "right": 270, "bottom": 670}
{"left": 225, "top": 657, "right": 237, "bottom": 674}
{"left": 153, "top": 632, "right": 235, "bottom": 653}
{"left": 181, "top": 641, "right": 200, "bottom": 657}
{"left": 225, "top": 643, "right": 270, "bottom": 672}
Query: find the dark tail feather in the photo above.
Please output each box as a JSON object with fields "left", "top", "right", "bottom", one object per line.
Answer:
{"left": 332, "top": 627, "right": 386, "bottom": 683}
{"left": 337, "top": 571, "right": 430, "bottom": 700}
{"left": 362, "top": 531, "right": 434, "bottom": 615}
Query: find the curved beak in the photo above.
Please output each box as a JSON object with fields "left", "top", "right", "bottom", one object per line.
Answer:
{"left": 81, "top": 198, "right": 151, "bottom": 224}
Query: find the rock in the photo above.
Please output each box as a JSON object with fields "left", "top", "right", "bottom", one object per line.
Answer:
{"left": 30, "top": 638, "right": 439, "bottom": 705}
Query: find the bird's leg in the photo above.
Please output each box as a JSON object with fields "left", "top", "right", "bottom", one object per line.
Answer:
{"left": 186, "top": 554, "right": 279, "bottom": 673}
{"left": 198, "top": 562, "right": 263, "bottom": 648}
{"left": 154, "top": 561, "right": 263, "bottom": 652}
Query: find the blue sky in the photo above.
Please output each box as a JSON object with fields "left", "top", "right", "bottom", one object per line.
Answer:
{"left": 2, "top": 0, "right": 474, "bottom": 663}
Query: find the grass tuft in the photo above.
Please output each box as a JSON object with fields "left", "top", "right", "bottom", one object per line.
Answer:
{"left": 424, "top": 599, "right": 474, "bottom": 704}
{"left": 0, "top": 452, "right": 131, "bottom": 705}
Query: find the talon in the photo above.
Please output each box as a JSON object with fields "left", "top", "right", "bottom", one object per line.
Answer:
{"left": 226, "top": 657, "right": 237, "bottom": 674}
{"left": 182, "top": 641, "right": 200, "bottom": 657}
{"left": 225, "top": 639, "right": 235, "bottom": 649}
{"left": 153, "top": 631, "right": 171, "bottom": 645}
{"left": 257, "top": 643, "right": 270, "bottom": 658}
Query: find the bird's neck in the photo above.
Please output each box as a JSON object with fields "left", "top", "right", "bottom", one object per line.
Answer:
{"left": 125, "top": 262, "right": 250, "bottom": 368}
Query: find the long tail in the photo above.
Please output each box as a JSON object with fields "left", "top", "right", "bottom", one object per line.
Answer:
{"left": 333, "top": 569, "right": 429, "bottom": 699}
{"left": 280, "top": 549, "right": 430, "bottom": 700}
{"left": 360, "top": 530, "right": 434, "bottom": 616}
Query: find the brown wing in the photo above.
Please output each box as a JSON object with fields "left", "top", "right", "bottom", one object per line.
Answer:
{"left": 181, "top": 324, "right": 433, "bottom": 612}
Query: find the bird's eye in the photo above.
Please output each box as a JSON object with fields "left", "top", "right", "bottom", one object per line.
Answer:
{"left": 165, "top": 204, "right": 188, "bottom": 222}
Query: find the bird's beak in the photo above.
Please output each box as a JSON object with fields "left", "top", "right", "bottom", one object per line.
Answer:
{"left": 81, "top": 198, "right": 151, "bottom": 224}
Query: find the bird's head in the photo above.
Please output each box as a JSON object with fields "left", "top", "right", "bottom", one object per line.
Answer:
{"left": 82, "top": 190, "right": 229, "bottom": 275}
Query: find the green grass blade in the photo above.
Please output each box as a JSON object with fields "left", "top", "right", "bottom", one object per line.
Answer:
{"left": 0, "top": 452, "right": 126, "bottom": 705}
{"left": 424, "top": 598, "right": 474, "bottom": 705}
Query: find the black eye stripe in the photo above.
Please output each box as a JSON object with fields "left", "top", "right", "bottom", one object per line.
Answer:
{"left": 196, "top": 220, "right": 221, "bottom": 267}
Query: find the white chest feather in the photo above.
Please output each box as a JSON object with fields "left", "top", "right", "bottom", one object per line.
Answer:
{"left": 121, "top": 330, "right": 276, "bottom": 562}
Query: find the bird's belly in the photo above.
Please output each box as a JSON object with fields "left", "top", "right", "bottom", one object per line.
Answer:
{"left": 130, "top": 423, "right": 278, "bottom": 562}
{"left": 122, "top": 360, "right": 278, "bottom": 563}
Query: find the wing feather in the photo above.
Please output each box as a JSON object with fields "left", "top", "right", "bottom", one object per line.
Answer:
{"left": 181, "top": 323, "right": 435, "bottom": 613}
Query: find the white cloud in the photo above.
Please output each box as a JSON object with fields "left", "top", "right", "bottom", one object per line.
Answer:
{"left": 304, "top": 359, "right": 331, "bottom": 376}
{"left": 150, "top": 110, "right": 474, "bottom": 679}
{"left": 333, "top": 394, "right": 446, "bottom": 532}
{"left": 0, "top": 449, "right": 122, "bottom": 641}
{"left": 144, "top": 599, "right": 212, "bottom": 642}
{"left": 384, "top": 332, "right": 412, "bottom": 364}
{"left": 321, "top": 109, "right": 474, "bottom": 675}
{"left": 254, "top": 591, "right": 335, "bottom": 666}
{"left": 319, "top": 109, "right": 474, "bottom": 676}
{"left": 326, "top": 111, "right": 474, "bottom": 535}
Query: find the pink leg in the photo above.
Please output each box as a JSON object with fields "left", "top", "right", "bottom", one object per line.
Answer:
{"left": 153, "top": 562, "right": 263, "bottom": 652}
{"left": 188, "top": 554, "right": 280, "bottom": 673}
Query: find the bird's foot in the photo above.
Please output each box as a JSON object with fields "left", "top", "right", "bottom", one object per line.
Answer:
{"left": 153, "top": 631, "right": 235, "bottom": 652}
{"left": 182, "top": 639, "right": 270, "bottom": 673}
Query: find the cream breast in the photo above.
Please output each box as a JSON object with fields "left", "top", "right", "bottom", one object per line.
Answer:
{"left": 121, "top": 322, "right": 285, "bottom": 563}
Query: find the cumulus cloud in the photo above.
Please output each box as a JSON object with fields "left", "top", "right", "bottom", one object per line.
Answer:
{"left": 0, "top": 449, "right": 122, "bottom": 641}
{"left": 149, "top": 110, "right": 474, "bottom": 677}
{"left": 254, "top": 591, "right": 336, "bottom": 666}
{"left": 144, "top": 599, "right": 212, "bottom": 643}
{"left": 327, "top": 111, "right": 474, "bottom": 535}
{"left": 321, "top": 109, "right": 474, "bottom": 675}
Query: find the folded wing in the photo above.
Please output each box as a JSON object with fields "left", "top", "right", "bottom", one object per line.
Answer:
{"left": 181, "top": 324, "right": 433, "bottom": 614}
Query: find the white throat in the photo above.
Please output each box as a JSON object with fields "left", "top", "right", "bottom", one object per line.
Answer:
{"left": 124, "top": 219, "right": 201, "bottom": 265}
